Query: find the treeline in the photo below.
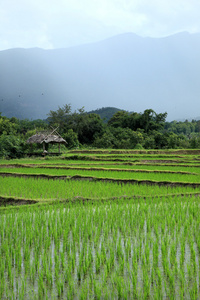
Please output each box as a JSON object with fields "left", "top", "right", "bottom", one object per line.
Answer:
{"left": 1, "top": 105, "right": 200, "bottom": 158}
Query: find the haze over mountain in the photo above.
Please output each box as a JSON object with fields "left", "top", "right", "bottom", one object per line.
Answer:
{"left": 0, "top": 32, "right": 200, "bottom": 121}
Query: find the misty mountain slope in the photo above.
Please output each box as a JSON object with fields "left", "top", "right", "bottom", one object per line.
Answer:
{"left": 1, "top": 32, "right": 200, "bottom": 120}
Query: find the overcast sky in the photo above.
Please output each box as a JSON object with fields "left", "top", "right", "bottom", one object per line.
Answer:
{"left": 1, "top": 0, "right": 200, "bottom": 50}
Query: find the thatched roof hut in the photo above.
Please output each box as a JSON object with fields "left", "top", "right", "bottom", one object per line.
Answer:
{"left": 26, "top": 130, "right": 67, "bottom": 153}
{"left": 26, "top": 133, "right": 66, "bottom": 144}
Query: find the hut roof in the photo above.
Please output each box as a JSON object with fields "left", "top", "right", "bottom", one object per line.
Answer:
{"left": 26, "top": 133, "right": 66, "bottom": 144}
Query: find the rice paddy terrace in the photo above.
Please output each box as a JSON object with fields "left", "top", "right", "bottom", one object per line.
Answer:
{"left": 0, "top": 149, "right": 200, "bottom": 299}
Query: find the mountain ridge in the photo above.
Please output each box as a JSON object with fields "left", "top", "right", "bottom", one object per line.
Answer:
{"left": 1, "top": 32, "right": 200, "bottom": 121}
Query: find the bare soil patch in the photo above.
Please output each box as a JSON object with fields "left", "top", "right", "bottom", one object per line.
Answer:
{"left": 0, "top": 196, "right": 37, "bottom": 206}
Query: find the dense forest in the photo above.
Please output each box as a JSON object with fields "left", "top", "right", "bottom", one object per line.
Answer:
{"left": 1, "top": 105, "right": 200, "bottom": 158}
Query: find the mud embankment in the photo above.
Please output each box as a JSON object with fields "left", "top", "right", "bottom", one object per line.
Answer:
{"left": 1, "top": 172, "right": 200, "bottom": 188}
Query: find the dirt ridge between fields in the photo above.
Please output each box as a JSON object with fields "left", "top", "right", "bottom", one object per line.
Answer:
{"left": 0, "top": 164, "right": 197, "bottom": 175}
{"left": 69, "top": 149, "right": 200, "bottom": 155}
{"left": 0, "top": 196, "right": 37, "bottom": 206}
{"left": 1, "top": 192, "right": 200, "bottom": 206}
{"left": 1, "top": 172, "right": 200, "bottom": 188}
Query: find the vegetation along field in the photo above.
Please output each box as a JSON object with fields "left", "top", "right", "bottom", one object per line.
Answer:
{"left": 0, "top": 149, "right": 200, "bottom": 299}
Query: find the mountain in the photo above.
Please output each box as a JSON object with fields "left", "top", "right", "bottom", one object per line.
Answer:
{"left": 1, "top": 32, "right": 200, "bottom": 121}
{"left": 88, "top": 107, "right": 122, "bottom": 122}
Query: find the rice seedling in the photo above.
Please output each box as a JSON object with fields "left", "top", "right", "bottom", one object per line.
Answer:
{"left": 1, "top": 151, "right": 200, "bottom": 298}
{"left": 1, "top": 164, "right": 200, "bottom": 184}
{"left": 1, "top": 196, "right": 199, "bottom": 298}
{"left": 1, "top": 175, "right": 200, "bottom": 204}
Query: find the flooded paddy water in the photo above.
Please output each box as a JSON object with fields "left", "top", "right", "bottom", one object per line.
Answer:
{"left": 0, "top": 199, "right": 200, "bottom": 299}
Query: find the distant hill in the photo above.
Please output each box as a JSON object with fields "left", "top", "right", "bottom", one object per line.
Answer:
{"left": 88, "top": 107, "right": 122, "bottom": 122}
{"left": 1, "top": 32, "right": 200, "bottom": 121}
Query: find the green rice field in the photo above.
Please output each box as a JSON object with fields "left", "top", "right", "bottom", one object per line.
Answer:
{"left": 0, "top": 149, "right": 200, "bottom": 299}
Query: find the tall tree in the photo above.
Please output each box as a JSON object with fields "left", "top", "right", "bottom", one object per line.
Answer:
{"left": 47, "top": 104, "right": 72, "bottom": 130}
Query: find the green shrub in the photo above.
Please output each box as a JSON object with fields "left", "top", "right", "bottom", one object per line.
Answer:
{"left": 0, "top": 134, "right": 24, "bottom": 158}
